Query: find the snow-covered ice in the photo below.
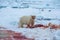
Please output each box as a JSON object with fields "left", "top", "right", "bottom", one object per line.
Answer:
{"left": 0, "top": 7, "right": 60, "bottom": 40}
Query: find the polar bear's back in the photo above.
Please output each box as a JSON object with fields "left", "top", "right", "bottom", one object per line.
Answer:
{"left": 20, "top": 16, "right": 31, "bottom": 24}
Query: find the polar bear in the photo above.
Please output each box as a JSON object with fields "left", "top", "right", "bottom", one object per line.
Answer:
{"left": 18, "top": 15, "right": 36, "bottom": 28}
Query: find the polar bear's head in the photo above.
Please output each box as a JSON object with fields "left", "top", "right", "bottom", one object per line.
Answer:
{"left": 31, "top": 15, "right": 36, "bottom": 19}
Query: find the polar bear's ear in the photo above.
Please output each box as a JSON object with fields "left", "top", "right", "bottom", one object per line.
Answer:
{"left": 31, "top": 16, "right": 36, "bottom": 19}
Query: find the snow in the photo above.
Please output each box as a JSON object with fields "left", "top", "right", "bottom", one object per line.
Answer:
{"left": 0, "top": 0, "right": 60, "bottom": 40}
{"left": 0, "top": 27, "right": 54, "bottom": 40}
{"left": 0, "top": 7, "right": 60, "bottom": 40}
{"left": 52, "top": 29, "right": 60, "bottom": 40}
